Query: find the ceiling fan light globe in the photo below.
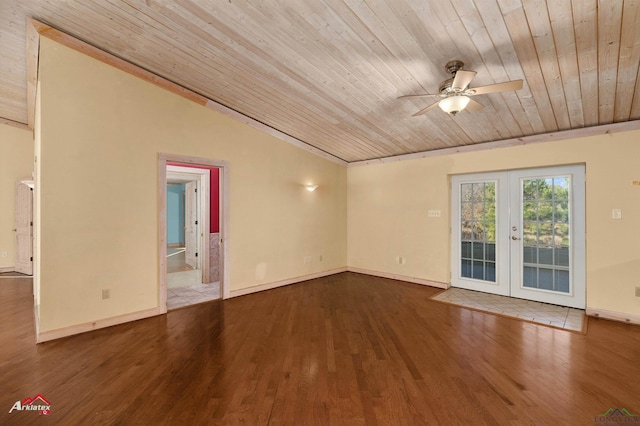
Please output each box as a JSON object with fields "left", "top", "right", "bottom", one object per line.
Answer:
{"left": 439, "top": 95, "right": 470, "bottom": 115}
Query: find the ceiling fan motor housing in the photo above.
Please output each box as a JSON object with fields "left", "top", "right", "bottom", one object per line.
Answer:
{"left": 439, "top": 78, "right": 454, "bottom": 94}
{"left": 444, "top": 60, "right": 465, "bottom": 75}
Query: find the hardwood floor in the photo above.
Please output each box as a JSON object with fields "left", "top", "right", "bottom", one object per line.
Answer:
{"left": 1, "top": 272, "right": 639, "bottom": 425}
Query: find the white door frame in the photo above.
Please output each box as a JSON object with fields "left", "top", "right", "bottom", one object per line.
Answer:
{"left": 450, "top": 165, "right": 586, "bottom": 309}
{"left": 158, "top": 153, "right": 230, "bottom": 314}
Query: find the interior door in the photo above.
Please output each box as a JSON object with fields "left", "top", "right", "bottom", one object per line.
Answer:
{"left": 451, "top": 166, "right": 585, "bottom": 309}
{"left": 184, "top": 181, "right": 199, "bottom": 269}
{"left": 15, "top": 182, "right": 33, "bottom": 275}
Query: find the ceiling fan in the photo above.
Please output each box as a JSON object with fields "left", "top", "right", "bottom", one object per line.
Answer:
{"left": 399, "top": 60, "right": 523, "bottom": 117}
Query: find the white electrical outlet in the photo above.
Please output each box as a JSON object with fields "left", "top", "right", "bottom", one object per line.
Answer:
{"left": 398, "top": 256, "right": 406, "bottom": 265}
{"left": 304, "top": 256, "right": 312, "bottom": 265}
{"left": 1, "top": 251, "right": 7, "bottom": 258}
{"left": 612, "top": 209, "right": 622, "bottom": 220}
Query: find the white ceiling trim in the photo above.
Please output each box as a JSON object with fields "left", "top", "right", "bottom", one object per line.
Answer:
{"left": 0, "top": 117, "right": 30, "bottom": 131}
{"left": 348, "top": 120, "right": 640, "bottom": 167}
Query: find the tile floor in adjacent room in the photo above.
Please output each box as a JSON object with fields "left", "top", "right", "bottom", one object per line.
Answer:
{"left": 432, "top": 287, "right": 585, "bottom": 332}
{"left": 166, "top": 246, "right": 220, "bottom": 309}
{"left": 167, "top": 281, "right": 220, "bottom": 310}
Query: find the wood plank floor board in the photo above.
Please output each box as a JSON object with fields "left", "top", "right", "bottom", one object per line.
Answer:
{"left": 1, "top": 272, "right": 640, "bottom": 425}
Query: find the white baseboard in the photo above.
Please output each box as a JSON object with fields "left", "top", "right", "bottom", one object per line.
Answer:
{"left": 36, "top": 306, "right": 163, "bottom": 343}
{"left": 229, "top": 267, "right": 348, "bottom": 298}
{"left": 586, "top": 307, "right": 640, "bottom": 326}
{"left": 0, "top": 267, "right": 14, "bottom": 273}
{"left": 347, "top": 267, "right": 449, "bottom": 289}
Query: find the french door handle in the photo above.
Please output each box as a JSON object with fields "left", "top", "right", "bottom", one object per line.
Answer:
{"left": 511, "top": 235, "right": 520, "bottom": 240}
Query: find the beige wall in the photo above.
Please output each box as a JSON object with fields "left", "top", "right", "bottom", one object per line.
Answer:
{"left": 0, "top": 123, "right": 33, "bottom": 270}
{"left": 37, "top": 37, "right": 347, "bottom": 333}
{"left": 348, "top": 131, "right": 640, "bottom": 317}
{"left": 33, "top": 31, "right": 640, "bottom": 335}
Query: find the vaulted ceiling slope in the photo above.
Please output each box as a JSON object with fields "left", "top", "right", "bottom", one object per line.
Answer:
{"left": 2, "top": 1, "right": 640, "bottom": 162}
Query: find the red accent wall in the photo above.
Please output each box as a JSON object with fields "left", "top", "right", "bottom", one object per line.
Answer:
{"left": 210, "top": 168, "right": 220, "bottom": 233}
{"left": 167, "top": 163, "right": 220, "bottom": 233}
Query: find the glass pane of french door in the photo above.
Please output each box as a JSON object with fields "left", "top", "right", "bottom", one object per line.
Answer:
{"left": 459, "top": 181, "right": 496, "bottom": 282}
{"left": 521, "top": 177, "right": 570, "bottom": 292}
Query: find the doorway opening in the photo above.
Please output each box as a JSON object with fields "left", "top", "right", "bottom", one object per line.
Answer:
{"left": 159, "top": 154, "right": 229, "bottom": 312}
{"left": 166, "top": 165, "right": 216, "bottom": 308}
{"left": 450, "top": 165, "right": 586, "bottom": 309}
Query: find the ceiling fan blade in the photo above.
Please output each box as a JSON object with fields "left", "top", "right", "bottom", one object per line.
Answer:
{"left": 470, "top": 79, "right": 523, "bottom": 95}
{"left": 398, "top": 93, "right": 439, "bottom": 99}
{"left": 465, "top": 98, "right": 484, "bottom": 112}
{"left": 412, "top": 102, "right": 441, "bottom": 116}
{"left": 451, "top": 70, "right": 477, "bottom": 90}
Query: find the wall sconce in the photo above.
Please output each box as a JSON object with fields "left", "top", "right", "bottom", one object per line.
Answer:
{"left": 304, "top": 184, "right": 319, "bottom": 192}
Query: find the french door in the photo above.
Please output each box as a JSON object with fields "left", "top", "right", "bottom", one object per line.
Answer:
{"left": 450, "top": 166, "right": 585, "bottom": 309}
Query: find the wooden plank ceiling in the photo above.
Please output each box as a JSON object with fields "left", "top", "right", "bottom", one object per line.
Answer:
{"left": 1, "top": 0, "right": 640, "bottom": 162}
